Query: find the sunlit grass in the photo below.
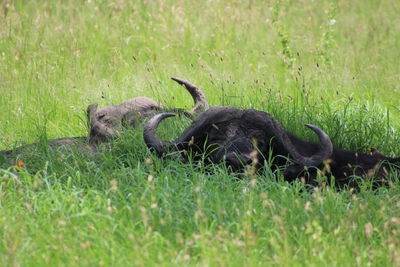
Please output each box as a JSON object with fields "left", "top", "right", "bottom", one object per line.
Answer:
{"left": 1, "top": 0, "right": 400, "bottom": 265}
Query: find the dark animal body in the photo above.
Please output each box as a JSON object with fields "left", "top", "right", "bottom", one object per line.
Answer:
{"left": 144, "top": 106, "right": 400, "bottom": 187}
{"left": 1, "top": 78, "right": 208, "bottom": 161}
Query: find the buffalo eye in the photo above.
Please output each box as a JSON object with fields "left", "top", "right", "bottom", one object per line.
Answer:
{"left": 104, "top": 118, "right": 115, "bottom": 126}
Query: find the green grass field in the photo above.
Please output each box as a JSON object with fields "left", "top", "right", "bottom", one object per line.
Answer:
{"left": 1, "top": 0, "right": 400, "bottom": 265}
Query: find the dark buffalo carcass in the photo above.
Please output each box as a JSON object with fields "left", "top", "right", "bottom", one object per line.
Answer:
{"left": 143, "top": 106, "right": 400, "bottom": 187}
{"left": 87, "top": 77, "right": 208, "bottom": 145}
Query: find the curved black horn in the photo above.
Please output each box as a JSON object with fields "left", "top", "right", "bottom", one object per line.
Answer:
{"left": 175, "top": 106, "right": 240, "bottom": 145}
{"left": 171, "top": 77, "right": 209, "bottom": 115}
{"left": 143, "top": 113, "right": 176, "bottom": 156}
{"left": 262, "top": 115, "right": 333, "bottom": 167}
{"left": 301, "top": 124, "right": 333, "bottom": 165}
{"left": 283, "top": 124, "right": 332, "bottom": 166}
{"left": 144, "top": 107, "right": 239, "bottom": 156}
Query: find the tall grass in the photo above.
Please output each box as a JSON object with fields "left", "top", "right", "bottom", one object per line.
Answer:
{"left": 1, "top": 0, "right": 400, "bottom": 265}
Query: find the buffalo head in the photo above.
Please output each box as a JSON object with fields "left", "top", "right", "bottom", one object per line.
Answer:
{"left": 143, "top": 106, "right": 332, "bottom": 170}
{"left": 88, "top": 77, "right": 208, "bottom": 145}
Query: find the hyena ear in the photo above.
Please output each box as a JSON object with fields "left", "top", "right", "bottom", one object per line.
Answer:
{"left": 86, "top": 103, "right": 99, "bottom": 123}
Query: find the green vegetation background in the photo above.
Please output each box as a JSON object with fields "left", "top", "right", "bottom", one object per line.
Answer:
{"left": 1, "top": 0, "right": 400, "bottom": 265}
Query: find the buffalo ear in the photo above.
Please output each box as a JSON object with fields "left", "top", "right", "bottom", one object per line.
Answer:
{"left": 86, "top": 103, "right": 98, "bottom": 123}
{"left": 86, "top": 103, "right": 99, "bottom": 137}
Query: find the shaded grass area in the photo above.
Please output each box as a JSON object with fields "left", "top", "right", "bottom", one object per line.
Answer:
{"left": 1, "top": 0, "right": 400, "bottom": 265}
